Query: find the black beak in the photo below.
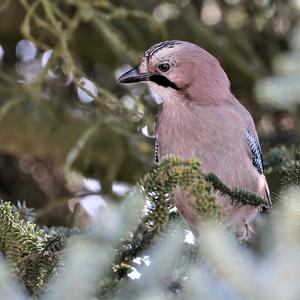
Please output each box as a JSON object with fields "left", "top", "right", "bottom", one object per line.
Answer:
{"left": 117, "top": 66, "right": 151, "bottom": 84}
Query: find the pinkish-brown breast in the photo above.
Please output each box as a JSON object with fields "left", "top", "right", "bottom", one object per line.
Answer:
{"left": 156, "top": 96, "right": 266, "bottom": 236}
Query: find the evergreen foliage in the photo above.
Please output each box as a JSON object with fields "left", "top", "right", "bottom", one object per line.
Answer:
{"left": 0, "top": 201, "right": 64, "bottom": 295}
{"left": 0, "top": 156, "right": 282, "bottom": 297}
{"left": 0, "top": 0, "right": 300, "bottom": 299}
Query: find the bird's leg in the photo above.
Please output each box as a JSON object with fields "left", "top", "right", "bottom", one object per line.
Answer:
{"left": 242, "top": 220, "right": 255, "bottom": 240}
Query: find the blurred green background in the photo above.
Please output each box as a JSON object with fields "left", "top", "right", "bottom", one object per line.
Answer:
{"left": 0, "top": 0, "right": 299, "bottom": 227}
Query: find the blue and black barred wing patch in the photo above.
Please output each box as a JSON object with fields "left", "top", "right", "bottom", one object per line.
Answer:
{"left": 246, "top": 130, "right": 264, "bottom": 174}
{"left": 246, "top": 130, "right": 272, "bottom": 211}
{"left": 155, "top": 138, "right": 159, "bottom": 163}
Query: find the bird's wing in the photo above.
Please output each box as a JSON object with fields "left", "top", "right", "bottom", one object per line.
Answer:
{"left": 246, "top": 130, "right": 272, "bottom": 210}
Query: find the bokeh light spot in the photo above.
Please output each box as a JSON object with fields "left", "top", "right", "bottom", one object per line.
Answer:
{"left": 16, "top": 39, "right": 37, "bottom": 62}
{"left": 77, "top": 77, "right": 98, "bottom": 103}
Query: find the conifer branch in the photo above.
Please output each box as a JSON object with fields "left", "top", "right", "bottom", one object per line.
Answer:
{"left": 204, "top": 173, "right": 268, "bottom": 208}
{"left": 0, "top": 156, "right": 272, "bottom": 297}
{"left": 0, "top": 201, "right": 64, "bottom": 295}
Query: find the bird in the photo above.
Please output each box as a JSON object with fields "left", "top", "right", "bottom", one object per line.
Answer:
{"left": 117, "top": 40, "right": 271, "bottom": 238}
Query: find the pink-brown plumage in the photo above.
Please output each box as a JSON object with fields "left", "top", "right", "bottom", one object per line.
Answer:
{"left": 118, "top": 40, "right": 271, "bottom": 238}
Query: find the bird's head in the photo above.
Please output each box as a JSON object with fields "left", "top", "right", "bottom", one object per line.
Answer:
{"left": 117, "top": 40, "right": 231, "bottom": 104}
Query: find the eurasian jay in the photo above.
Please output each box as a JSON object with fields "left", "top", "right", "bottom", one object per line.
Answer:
{"left": 118, "top": 40, "right": 271, "bottom": 238}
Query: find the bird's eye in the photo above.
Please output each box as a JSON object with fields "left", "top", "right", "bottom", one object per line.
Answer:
{"left": 158, "top": 63, "right": 171, "bottom": 73}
